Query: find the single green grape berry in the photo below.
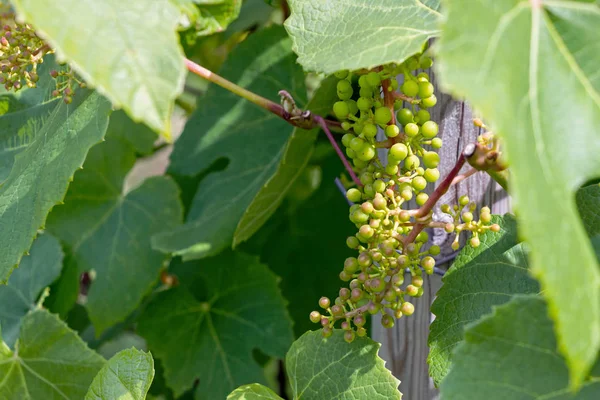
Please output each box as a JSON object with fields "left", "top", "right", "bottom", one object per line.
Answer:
{"left": 361, "top": 201, "right": 374, "bottom": 214}
{"left": 356, "top": 327, "right": 367, "bottom": 337}
{"left": 421, "top": 121, "right": 439, "bottom": 139}
{"left": 384, "top": 164, "right": 398, "bottom": 176}
{"left": 373, "top": 179, "right": 386, "bottom": 193}
{"left": 441, "top": 204, "right": 451, "bottom": 214}
{"left": 416, "top": 192, "right": 429, "bottom": 206}
{"left": 346, "top": 148, "right": 356, "bottom": 159}
{"left": 451, "top": 241, "right": 460, "bottom": 251}
{"left": 394, "top": 309, "right": 404, "bottom": 319}
{"left": 481, "top": 206, "right": 491, "bottom": 214}
{"left": 459, "top": 195, "right": 470, "bottom": 206}
{"left": 431, "top": 137, "right": 443, "bottom": 149}
{"left": 342, "top": 133, "right": 355, "bottom": 147}
{"left": 385, "top": 124, "right": 400, "bottom": 138}
{"left": 346, "top": 236, "right": 359, "bottom": 249}
{"left": 354, "top": 159, "right": 368, "bottom": 168}
{"left": 481, "top": 212, "right": 492, "bottom": 224}
{"left": 421, "top": 256, "right": 435, "bottom": 270}
{"left": 334, "top": 70, "right": 349, "bottom": 79}
{"left": 356, "top": 145, "right": 375, "bottom": 161}
{"left": 359, "top": 225, "right": 374, "bottom": 239}
{"left": 424, "top": 168, "right": 440, "bottom": 182}
{"left": 391, "top": 273, "right": 404, "bottom": 287}
{"left": 418, "top": 81, "right": 434, "bottom": 99}
{"left": 331, "top": 305, "right": 344, "bottom": 316}
{"left": 344, "top": 257, "right": 360, "bottom": 274}
{"left": 357, "top": 97, "right": 372, "bottom": 111}
{"left": 412, "top": 176, "right": 427, "bottom": 191}
{"left": 389, "top": 143, "right": 408, "bottom": 160}
{"left": 396, "top": 108, "right": 414, "bottom": 126}
{"left": 417, "top": 72, "right": 430, "bottom": 81}
{"left": 358, "top": 252, "right": 372, "bottom": 267}
{"left": 390, "top": 79, "right": 399, "bottom": 90}
{"left": 490, "top": 224, "right": 501, "bottom": 232}
{"left": 310, "top": 311, "right": 321, "bottom": 323}
{"left": 339, "top": 288, "right": 351, "bottom": 300}
{"left": 358, "top": 75, "right": 370, "bottom": 88}
{"left": 429, "top": 245, "right": 441, "bottom": 256}
{"left": 406, "top": 56, "right": 419, "bottom": 70}
{"left": 381, "top": 314, "right": 395, "bottom": 328}
{"left": 337, "top": 79, "right": 353, "bottom": 100}
{"left": 319, "top": 297, "right": 330, "bottom": 309}
{"left": 351, "top": 288, "right": 364, "bottom": 302}
{"left": 346, "top": 188, "right": 362, "bottom": 203}
{"left": 462, "top": 212, "right": 474, "bottom": 222}
{"left": 363, "top": 123, "right": 378, "bottom": 138}
{"left": 353, "top": 123, "right": 364, "bottom": 135}
{"left": 405, "top": 243, "right": 418, "bottom": 256}
{"left": 341, "top": 122, "right": 352, "bottom": 131}
{"left": 405, "top": 122, "right": 419, "bottom": 137}
{"left": 360, "top": 172, "right": 374, "bottom": 184}
{"left": 470, "top": 236, "right": 481, "bottom": 248}
{"left": 346, "top": 99, "right": 358, "bottom": 116}
{"left": 445, "top": 223, "right": 455, "bottom": 233}
{"left": 371, "top": 277, "right": 386, "bottom": 292}
{"left": 417, "top": 231, "right": 429, "bottom": 243}
{"left": 366, "top": 71, "right": 381, "bottom": 87}
{"left": 406, "top": 285, "right": 419, "bottom": 296}
{"left": 349, "top": 137, "right": 365, "bottom": 152}
{"left": 333, "top": 101, "right": 350, "bottom": 120}
{"left": 401, "top": 302, "right": 415, "bottom": 316}
{"left": 401, "top": 80, "right": 419, "bottom": 97}
{"left": 373, "top": 195, "right": 387, "bottom": 210}
{"left": 416, "top": 109, "right": 430, "bottom": 124}
{"left": 351, "top": 210, "right": 370, "bottom": 224}
{"left": 374, "top": 107, "right": 392, "bottom": 126}
{"left": 420, "top": 57, "right": 433, "bottom": 69}
{"left": 343, "top": 330, "right": 355, "bottom": 343}
{"left": 359, "top": 87, "right": 373, "bottom": 98}
{"left": 354, "top": 314, "right": 366, "bottom": 327}
{"left": 404, "top": 154, "right": 420, "bottom": 170}
{"left": 422, "top": 151, "right": 440, "bottom": 168}
{"left": 421, "top": 95, "right": 438, "bottom": 108}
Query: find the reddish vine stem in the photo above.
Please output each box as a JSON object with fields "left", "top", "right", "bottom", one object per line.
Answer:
{"left": 381, "top": 78, "right": 397, "bottom": 125}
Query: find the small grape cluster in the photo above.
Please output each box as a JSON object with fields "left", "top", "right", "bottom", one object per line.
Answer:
{"left": 440, "top": 195, "right": 500, "bottom": 250}
{"left": 50, "top": 66, "right": 86, "bottom": 104}
{"left": 0, "top": 11, "right": 51, "bottom": 92}
{"left": 310, "top": 54, "right": 497, "bottom": 343}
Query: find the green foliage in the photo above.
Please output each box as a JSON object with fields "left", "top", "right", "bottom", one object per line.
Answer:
{"left": 227, "top": 384, "right": 282, "bottom": 400}
{"left": 436, "top": 0, "right": 600, "bottom": 386}
{"left": 577, "top": 184, "right": 600, "bottom": 236}
{"left": 0, "top": 309, "right": 105, "bottom": 398}
{"left": 11, "top": 0, "right": 186, "bottom": 137}
{"left": 0, "top": 90, "right": 110, "bottom": 284}
{"left": 85, "top": 348, "right": 155, "bottom": 400}
{"left": 428, "top": 215, "right": 539, "bottom": 385}
{"left": 284, "top": 0, "right": 440, "bottom": 74}
{"left": 138, "top": 251, "right": 293, "bottom": 399}
{"left": 152, "top": 26, "right": 306, "bottom": 260}
{"left": 440, "top": 296, "right": 600, "bottom": 400}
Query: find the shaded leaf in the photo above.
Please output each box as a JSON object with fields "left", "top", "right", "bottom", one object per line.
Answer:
{"left": 138, "top": 251, "right": 293, "bottom": 399}
{"left": 152, "top": 26, "right": 306, "bottom": 260}
{"left": 440, "top": 296, "right": 600, "bottom": 400}
{"left": 576, "top": 184, "right": 600, "bottom": 237}
{"left": 437, "top": 0, "right": 600, "bottom": 385}
{"left": 12, "top": 0, "right": 186, "bottom": 137}
{"left": 0, "top": 309, "right": 105, "bottom": 399}
{"left": 0, "top": 90, "right": 111, "bottom": 283}
{"left": 106, "top": 110, "right": 157, "bottom": 156}
{"left": 428, "top": 215, "right": 540, "bottom": 385}
{"left": 85, "top": 348, "right": 154, "bottom": 400}
{"left": 284, "top": 0, "right": 441, "bottom": 74}
{"left": 227, "top": 384, "right": 282, "bottom": 400}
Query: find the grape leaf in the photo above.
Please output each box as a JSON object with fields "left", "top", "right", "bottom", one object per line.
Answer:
{"left": 233, "top": 76, "right": 338, "bottom": 246}
{"left": 0, "top": 309, "right": 105, "bottom": 399}
{"left": 440, "top": 296, "right": 600, "bottom": 400}
{"left": 286, "top": 330, "right": 401, "bottom": 399}
{"left": 227, "top": 384, "right": 282, "bottom": 400}
{"left": 138, "top": 251, "right": 293, "bottom": 399}
{"left": 284, "top": 0, "right": 441, "bottom": 74}
{"left": 576, "top": 184, "right": 600, "bottom": 236}
{"left": 152, "top": 26, "right": 306, "bottom": 260}
{"left": 46, "top": 136, "right": 183, "bottom": 334}
{"left": 436, "top": 0, "right": 600, "bottom": 386}
{"left": 0, "top": 234, "right": 63, "bottom": 349}
{"left": 106, "top": 110, "right": 157, "bottom": 156}
{"left": 11, "top": 0, "right": 186, "bottom": 138}
{"left": 428, "top": 215, "right": 540, "bottom": 385}
{"left": 0, "top": 90, "right": 111, "bottom": 284}
{"left": 85, "top": 348, "right": 154, "bottom": 400}
{"left": 195, "top": 0, "right": 243, "bottom": 36}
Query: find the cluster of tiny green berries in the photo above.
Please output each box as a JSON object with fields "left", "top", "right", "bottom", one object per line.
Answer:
{"left": 50, "top": 65, "right": 86, "bottom": 104}
{"left": 0, "top": 13, "right": 51, "bottom": 92}
{"left": 310, "top": 54, "right": 495, "bottom": 343}
{"left": 440, "top": 195, "right": 500, "bottom": 250}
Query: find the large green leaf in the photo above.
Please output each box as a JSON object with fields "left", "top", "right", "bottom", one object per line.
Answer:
{"left": 0, "top": 90, "right": 111, "bottom": 283}
{"left": 284, "top": 0, "right": 441, "bottom": 74}
{"left": 152, "top": 26, "right": 306, "bottom": 260}
{"left": 11, "top": 0, "right": 186, "bottom": 137}
{"left": 46, "top": 136, "right": 183, "bottom": 334}
{"left": 85, "top": 348, "right": 154, "bottom": 400}
{"left": 0, "top": 234, "right": 63, "bottom": 349}
{"left": 138, "top": 251, "right": 293, "bottom": 399}
{"left": 233, "top": 76, "right": 338, "bottom": 246}
{"left": 227, "top": 384, "right": 282, "bottom": 400}
{"left": 440, "top": 296, "right": 600, "bottom": 399}
{"left": 428, "top": 215, "right": 540, "bottom": 385}
{"left": 285, "top": 330, "right": 401, "bottom": 399}
{"left": 576, "top": 184, "right": 600, "bottom": 236}
{"left": 436, "top": 0, "right": 600, "bottom": 386}
{"left": 0, "top": 309, "right": 105, "bottom": 399}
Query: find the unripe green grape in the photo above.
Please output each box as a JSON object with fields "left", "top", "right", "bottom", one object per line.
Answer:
{"left": 310, "top": 311, "right": 321, "bottom": 323}
{"left": 341, "top": 321, "right": 350, "bottom": 330}
{"left": 398, "top": 255, "right": 408, "bottom": 267}
{"left": 444, "top": 222, "right": 455, "bottom": 233}
{"left": 389, "top": 143, "right": 408, "bottom": 161}
{"left": 420, "top": 57, "right": 433, "bottom": 69}
{"left": 462, "top": 211, "right": 473, "bottom": 223}
{"left": 346, "top": 148, "right": 356, "bottom": 159}
{"left": 344, "top": 257, "right": 360, "bottom": 273}
{"left": 416, "top": 109, "right": 430, "bottom": 124}
{"left": 358, "top": 75, "right": 370, "bottom": 88}
{"left": 401, "top": 189, "right": 413, "bottom": 201}
{"left": 333, "top": 101, "right": 350, "bottom": 120}
{"left": 385, "top": 124, "right": 400, "bottom": 138}
{"left": 416, "top": 231, "right": 429, "bottom": 243}
{"left": 337, "top": 79, "right": 353, "bottom": 100}
{"left": 346, "top": 99, "right": 359, "bottom": 116}
{"left": 356, "top": 327, "right": 367, "bottom": 337}
{"left": 392, "top": 273, "right": 404, "bottom": 287}
{"left": 359, "top": 225, "right": 374, "bottom": 239}
{"left": 470, "top": 236, "right": 481, "bottom": 248}
{"left": 421, "top": 95, "right": 437, "bottom": 108}
{"left": 366, "top": 71, "right": 381, "bottom": 87}
{"left": 334, "top": 70, "right": 349, "bottom": 79}
{"left": 351, "top": 288, "right": 364, "bottom": 302}
{"left": 363, "top": 123, "right": 378, "bottom": 138}
{"left": 343, "top": 329, "right": 355, "bottom": 343}
{"left": 421, "top": 256, "right": 435, "bottom": 270}
{"left": 417, "top": 72, "right": 430, "bottom": 81}
{"left": 394, "top": 100, "right": 403, "bottom": 110}
{"left": 481, "top": 206, "right": 491, "bottom": 214}
{"left": 421, "top": 121, "right": 439, "bottom": 139}
{"left": 359, "top": 87, "right": 373, "bottom": 98}
{"left": 319, "top": 297, "right": 330, "bottom": 309}
{"left": 374, "top": 107, "right": 392, "bottom": 126}
{"left": 342, "top": 133, "right": 354, "bottom": 147}
{"left": 490, "top": 224, "right": 501, "bottom": 232}
{"left": 346, "top": 236, "right": 360, "bottom": 249}
{"left": 354, "top": 159, "right": 368, "bottom": 169}
{"left": 429, "top": 245, "right": 441, "bottom": 256}
{"left": 351, "top": 210, "right": 369, "bottom": 224}
{"left": 361, "top": 201, "right": 374, "bottom": 214}
{"left": 412, "top": 176, "right": 427, "bottom": 191}
{"left": 373, "top": 179, "right": 386, "bottom": 193}
{"left": 412, "top": 275, "right": 424, "bottom": 288}
{"left": 401, "top": 80, "right": 419, "bottom": 97}
{"left": 322, "top": 326, "right": 333, "bottom": 338}
{"left": 416, "top": 167, "right": 425, "bottom": 176}
{"left": 416, "top": 192, "right": 429, "bottom": 206}
{"left": 358, "top": 252, "right": 372, "bottom": 268}
{"left": 346, "top": 188, "right": 362, "bottom": 203}
{"left": 381, "top": 314, "right": 395, "bottom": 328}
{"left": 459, "top": 195, "right": 470, "bottom": 206}
{"left": 384, "top": 164, "right": 398, "bottom": 176}
{"left": 360, "top": 172, "right": 374, "bottom": 184}
{"left": 396, "top": 108, "right": 414, "bottom": 126}
{"left": 350, "top": 204, "right": 360, "bottom": 213}
{"left": 384, "top": 289, "right": 397, "bottom": 302}
{"left": 349, "top": 137, "right": 365, "bottom": 152}
{"left": 481, "top": 212, "right": 492, "bottom": 224}
{"left": 401, "top": 302, "right": 415, "bottom": 316}
{"left": 407, "top": 56, "right": 419, "bottom": 70}
{"left": 339, "top": 288, "right": 351, "bottom": 300}
{"left": 373, "top": 195, "right": 387, "bottom": 210}
{"left": 424, "top": 168, "right": 440, "bottom": 182}
{"left": 406, "top": 285, "right": 419, "bottom": 296}
{"left": 368, "top": 302, "right": 381, "bottom": 315}
{"left": 357, "top": 97, "right": 372, "bottom": 111}
{"left": 356, "top": 145, "right": 375, "bottom": 161}
{"left": 390, "top": 79, "right": 399, "bottom": 90}
{"left": 405, "top": 122, "right": 419, "bottom": 137}
{"left": 423, "top": 151, "right": 440, "bottom": 168}
{"left": 341, "top": 121, "right": 352, "bottom": 131}
{"left": 363, "top": 184, "right": 375, "bottom": 198}
{"left": 353, "top": 314, "right": 366, "bottom": 327}
{"left": 431, "top": 137, "right": 443, "bottom": 149}
{"left": 394, "top": 309, "right": 404, "bottom": 319}
{"left": 418, "top": 81, "right": 434, "bottom": 99}
{"left": 404, "top": 154, "right": 420, "bottom": 170}
{"left": 405, "top": 243, "right": 417, "bottom": 256}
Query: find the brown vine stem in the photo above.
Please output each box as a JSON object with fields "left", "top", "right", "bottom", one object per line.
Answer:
{"left": 451, "top": 167, "right": 478, "bottom": 186}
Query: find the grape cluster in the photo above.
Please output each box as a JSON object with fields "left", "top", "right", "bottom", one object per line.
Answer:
{"left": 50, "top": 65, "right": 86, "bottom": 104}
{"left": 0, "top": 10, "right": 51, "bottom": 92}
{"left": 310, "top": 54, "right": 497, "bottom": 342}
